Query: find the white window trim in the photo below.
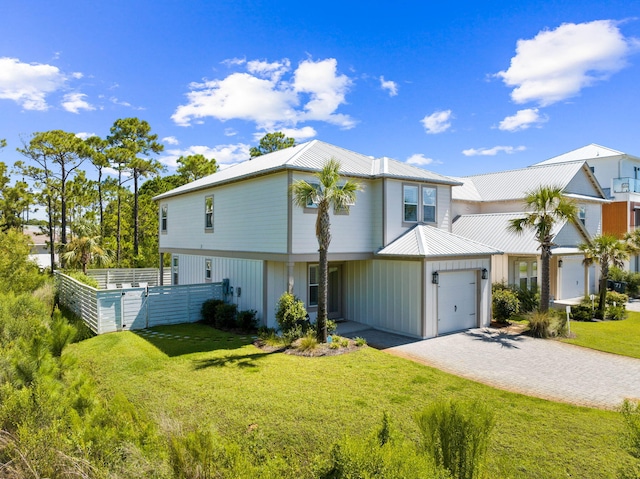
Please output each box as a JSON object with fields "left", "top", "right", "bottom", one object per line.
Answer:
{"left": 308, "top": 264, "right": 319, "bottom": 310}
{"left": 161, "top": 204, "right": 168, "bottom": 233}
{"left": 402, "top": 183, "right": 437, "bottom": 226}
{"left": 205, "top": 258, "right": 212, "bottom": 282}
{"left": 205, "top": 195, "right": 214, "bottom": 232}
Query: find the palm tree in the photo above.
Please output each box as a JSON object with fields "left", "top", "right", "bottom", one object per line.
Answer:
{"left": 508, "top": 186, "right": 578, "bottom": 312}
{"left": 291, "top": 158, "right": 362, "bottom": 342}
{"left": 62, "top": 220, "right": 112, "bottom": 274}
{"left": 579, "top": 234, "right": 629, "bottom": 318}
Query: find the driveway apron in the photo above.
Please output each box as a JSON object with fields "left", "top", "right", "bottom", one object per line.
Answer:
{"left": 338, "top": 323, "right": 640, "bottom": 409}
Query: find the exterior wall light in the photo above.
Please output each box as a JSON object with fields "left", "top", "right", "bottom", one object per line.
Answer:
{"left": 432, "top": 271, "right": 439, "bottom": 284}
{"left": 558, "top": 259, "right": 563, "bottom": 268}
{"left": 481, "top": 268, "right": 488, "bottom": 280}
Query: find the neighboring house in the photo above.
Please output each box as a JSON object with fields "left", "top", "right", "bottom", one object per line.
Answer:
{"left": 154, "top": 140, "right": 500, "bottom": 339}
{"left": 23, "top": 225, "right": 55, "bottom": 269}
{"left": 534, "top": 144, "right": 640, "bottom": 271}
{"left": 451, "top": 161, "right": 608, "bottom": 302}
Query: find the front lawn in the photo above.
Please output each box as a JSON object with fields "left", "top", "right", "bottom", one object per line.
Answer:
{"left": 68, "top": 323, "right": 634, "bottom": 478}
{"left": 562, "top": 310, "right": 640, "bottom": 359}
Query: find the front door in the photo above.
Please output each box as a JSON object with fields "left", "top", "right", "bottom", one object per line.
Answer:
{"left": 328, "top": 265, "right": 342, "bottom": 319}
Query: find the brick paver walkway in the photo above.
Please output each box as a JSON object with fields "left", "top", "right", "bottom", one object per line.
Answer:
{"left": 337, "top": 322, "right": 640, "bottom": 409}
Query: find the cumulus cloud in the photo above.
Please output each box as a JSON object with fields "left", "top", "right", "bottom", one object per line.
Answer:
{"left": 279, "top": 126, "right": 317, "bottom": 141}
{"left": 61, "top": 92, "right": 95, "bottom": 113}
{"left": 380, "top": 76, "right": 398, "bottom": 96}
{"left": 406, "top": 153, "right": 440, "bottom": 166}
{"left": 160, "top": 143, "right": 251, "bottom": 169}
{"left": 496, "top": 20, "right": 637, "bottom": 106}
{"left": 172, "top": 57, "right": 355, "bottom": 130}
{"left": 162, "top": 136, "right": 179, "bottom": 145}
{"left": 462, "top": 145, "right": 526, "bottom": 156}
{"left": 75, "top": 132, "right": 96, "bottom": 140}
{"left": 421, "top": 110, "right": 453, "bottom": 134}
{"left": 498, "top": 108, "right": 547, "bottom": 131}
{"left": 0, "top": 57, "right": 67, "bottom": 110}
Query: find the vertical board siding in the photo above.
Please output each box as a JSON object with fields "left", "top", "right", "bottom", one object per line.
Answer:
{"left": 344, "top": 259, "right": 422, "bottom": 337}
{"left": 56, "top": 272, "right": 223, "bottom": 333}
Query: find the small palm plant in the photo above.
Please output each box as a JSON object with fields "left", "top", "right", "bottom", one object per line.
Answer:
{"left": 62, "top": 220, "right": 112, "bottom": 274}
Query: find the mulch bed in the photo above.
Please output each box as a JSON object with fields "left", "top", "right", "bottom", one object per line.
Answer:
{"left": 253, "top": 337, "right": 364, "bottom": 357}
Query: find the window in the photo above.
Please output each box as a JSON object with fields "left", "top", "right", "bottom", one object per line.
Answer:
{"left": 205, "top": 258, "right": 212, "bottom": 281}
{"left": 518, "top": 260, "right": 537, "bottom": 292}
{"left": 205, "top": 195, "right": 214, "bottom": 230}
{"left": 172, "top": 256, "right": 179, "bottom": 285}
{"left": 403, "top": 185, "right": 418, "bottom": 222}
{"left": 308, "top": 265, "right": 319, "bottom": 307}
{"left": 305, "top": 182, "right": 320, "bottom": 209}
{"left": 578, "top": 206, "right": 586, "bottom": 226}
{"left": 422, "top": 186, "right": 436, "bottom": 223}
{"left": 161, "top": 204, "right": 168, "bottom": 232}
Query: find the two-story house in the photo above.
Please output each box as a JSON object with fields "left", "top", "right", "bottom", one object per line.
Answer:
{"left": 154, "top": 140, "right": 499, "bottom": 339}
{"left": 451, "top": 161, "right": 607, "bottom": 303}
{"left": 534, "top": 144, "right": 640, "bottom": 271}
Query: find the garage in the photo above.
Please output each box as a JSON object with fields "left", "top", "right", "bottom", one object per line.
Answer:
{"left": 559, "top": 256, "right": 585, "bottom": 299}
{"left": 437, "top": 270, "right": 478, "bottom": 335}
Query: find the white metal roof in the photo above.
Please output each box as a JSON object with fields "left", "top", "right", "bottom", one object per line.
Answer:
{"left": 155, "top": 140, "right": 460, "bottom": 200}
{"left": 452, "top": 161, "right": 604, "bottom": 202}
{"left": 451, "top": 212, "right": 585, "bottom": 255}
{"left": 534, "top": 144, "right": 626, "bottom": 165}
{"left": 376, "top": 224, "right": 501, "bottom": 258}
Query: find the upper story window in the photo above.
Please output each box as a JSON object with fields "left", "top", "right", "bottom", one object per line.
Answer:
{"left": 403, "top": 185, "right": 419, "bottom": 222}
{"left": 578, "top": 206, "right": 586, "bottom": 226}
{"left": 161, "top": 204, "right": 168, "bottom": 233}
{"left": 423, "top": 186, "right": 436, "bottom": 223}
{"left": 205, "top": 195, "right": 214, "bottom": 231}
{"left": 403, "top": 184, "right": 437, "bottom": 224}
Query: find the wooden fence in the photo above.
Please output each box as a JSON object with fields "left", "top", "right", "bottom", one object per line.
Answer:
{"left": 56, "top": 272, "right": 223, "bottom": 334}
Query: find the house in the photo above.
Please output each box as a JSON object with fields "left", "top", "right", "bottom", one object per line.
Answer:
{"left": 23, "top": 225, "right": 55, "bottom": 269}
{"left": 534, "top": 144, "right": 640, "bottom": 271}
{"left": 450, "top": 161, "right": 608, "bottom": 302}
{"left": 154, "top": 140, "right": 500, "bottom": 339}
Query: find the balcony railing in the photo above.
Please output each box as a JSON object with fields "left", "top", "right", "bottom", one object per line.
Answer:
{"left": 613, "top": 177, "right": 640, "bottom": 193}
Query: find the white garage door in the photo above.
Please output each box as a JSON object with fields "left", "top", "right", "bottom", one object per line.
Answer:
{"left": 438, "top": 270, "right": 477, "bottom": 335}
{"left": 560, "top": 256, "right": 585, "bottom": 300}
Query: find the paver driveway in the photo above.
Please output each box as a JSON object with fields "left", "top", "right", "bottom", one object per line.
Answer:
{"left": 337, "top": 322, "right": 640, "bottom": 409}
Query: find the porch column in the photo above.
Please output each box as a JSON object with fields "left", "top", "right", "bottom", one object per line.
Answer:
{"left": 287, "top": 261, "right": 295, "bottom": 294}
{"left": 159, "top": 253, "right": 164, "bottom": 286}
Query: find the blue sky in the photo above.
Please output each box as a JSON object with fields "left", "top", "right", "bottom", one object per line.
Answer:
{"left": 1, "top": 0, "right": 639, "bottom": 179}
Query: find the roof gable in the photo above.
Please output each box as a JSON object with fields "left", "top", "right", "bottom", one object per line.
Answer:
{"left": 534, "top": 144, "right": 627, "bottom": 165}
{"left": 155, "top": 140, "right": 460, "bottom": 200}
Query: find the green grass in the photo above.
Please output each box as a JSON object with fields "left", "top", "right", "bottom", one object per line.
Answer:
{"left": 562, "top": 311, "right": 640, "bottom": 359}
{"left": 68, "top": 323, "right": 634, "bottom": 478}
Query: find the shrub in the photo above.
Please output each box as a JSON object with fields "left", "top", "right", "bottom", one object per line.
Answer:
{"left": 237, "top": 309, "right": 258, "bottom": 332}
{"left": 326, "top": 319, "right": 337, "bottom": 335}
{"left": 492, "top": 288, "right": 520, "bottom": 323}
{"left": 607, "top": 304, "right": 627, "bottom": 321}
{"left": 606, "top": 290, "right": 629, "bottom": 306}
{"left": 354, "top": 337, "right": 367, "bottom": 347}
{"left": 200, "top": 299, "right": 224, "bottom": 326}
{"left": 416, "top": 400, "right": 494, "bottom": 479}
{"left": 298, "top": 332, "right": 318, "bottom": 351}
{"left": 570, "top": 302, "right": 594, "bottom": 322}
{"left": 215, "top": 303, "right": 238, "bottom": 329}
{"left": 515, "top": 286, "right": 540, "bottom": 313}
{"left": 275, "top": 292, "right": 310, "bottom": 336}
{"left": 64, "top": 270, "right": 100, "bottom": 288}
{"left": 528, "top": 310, "right": 567, "bottom": 338}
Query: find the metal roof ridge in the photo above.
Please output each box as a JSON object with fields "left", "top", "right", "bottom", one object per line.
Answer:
{"left": 462, "top": 159, "right": 584, "bottom": 179}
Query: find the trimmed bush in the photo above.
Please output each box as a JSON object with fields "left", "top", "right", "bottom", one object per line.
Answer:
{"left": 200, "top": 299, "right": 224, "bottom": 326}
{"left": 215, "top": 303, "right": 238, "bottom": 329}
{"left": 416, "top": 400, "right": 494, "bottom": 479}
{"left": 237, "top": 309, "right": 258, "bottom": 332}
{"left": 492, "top": 288, "right": 520, "bottom": 323}
{"left": 275, "top": 292, "right": 310, "bottom": 336}
{"left": 570, "top": 302, "right": 595, "bottom": 322}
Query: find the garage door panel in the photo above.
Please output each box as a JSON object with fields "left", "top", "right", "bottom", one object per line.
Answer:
{"left": 438, "top": 270, "right": 477, "bottom": 335}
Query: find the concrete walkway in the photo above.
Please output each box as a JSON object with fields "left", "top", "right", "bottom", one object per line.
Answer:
{"left": 336, "top": 321, "right": 640, "bottom": 409}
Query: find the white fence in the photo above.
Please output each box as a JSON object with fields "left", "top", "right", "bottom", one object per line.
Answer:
{"left": 56, "top": 272, "right": 223, "bottom": 334}
{"left": 85, "top": 268, "right": 171, "bottom": 289}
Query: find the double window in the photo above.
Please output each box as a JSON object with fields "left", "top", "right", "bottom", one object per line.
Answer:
{"left": 205, "top": 195, "right": 214, "bottom": 231}
{"left": 161, "top": 204, "right": 168, "bottom": 233}
{"left": 518, "top": 260, "right": 538, "bottom": 292}
{"left": 403, "top": 185, "right": 437, "bottom": 223}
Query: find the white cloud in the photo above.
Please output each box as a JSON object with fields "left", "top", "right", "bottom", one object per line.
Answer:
{"left": 496, "top": 20, "right": 637, "bottom": 106}
{"left": 421, "top": 110, "right": 453, "bottom": 134}
{"left": 406, "top": 153, "right": 440, "bottom": 166}
{"left": 498, "top": 108, "right": 547, "bottom": 131}
{"left": 462, "top": 145, "right": 526, "bottom": 156}
{"left": 278, "top": 126, "right": 317, "bottom": 141}
{"left": 110, "top": 96, "right": 145, "bottom": 110}
{"left": 61, "top": 92, "right": 95, "bottom": 113}
{"left": 224, "top": 128, "right": 237, "bottom": 137}
{"left": 380, "top": 76, "right": 398, "bottom": 96}
{"left": 0, "top": 57, "right": 67, "bottom": 110}
{"left": 160, "top": 143, "right": 250, "bottom": 169}
{"left": 162, "top": 136, "right": 179, "bottom": 145}
{"left": 75, "top": 132, "right": 96, "bottom": 140}
{"left": 172, "top": 57, "right": 355, "bottom": 130}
